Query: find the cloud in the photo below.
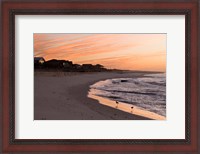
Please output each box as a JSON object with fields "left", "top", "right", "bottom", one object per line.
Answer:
{"left": 34, "top": 34, "right": 166, "bottom": 71}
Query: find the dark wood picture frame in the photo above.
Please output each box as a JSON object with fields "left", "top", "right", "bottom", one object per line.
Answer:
{"left": 1, "top": 1, "right": 198, "bottom": 153}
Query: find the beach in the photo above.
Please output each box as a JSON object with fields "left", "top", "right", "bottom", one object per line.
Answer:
{"left": 34, "top": 71, "right": 162, "bottom": 120}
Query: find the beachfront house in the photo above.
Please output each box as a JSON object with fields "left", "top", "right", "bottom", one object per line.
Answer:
{"left": 34, "top": 57, "right": 45, "bottom": 68}
{"left": 44, "top": 59, "right": 63, "bottom": 69}
{"left": 82, "top": 64, "right": 93, "bottom": 72}
{"left": 34, "top": 57, "right": 45, "bottom": 64}
{"left": 95, "top": 64, "right": 105, "bottom": 70}
{"left": 63, "top": 60, "right": 73, "bottom": 68}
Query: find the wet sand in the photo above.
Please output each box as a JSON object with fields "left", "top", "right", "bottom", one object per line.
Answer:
{"left": 34, "top": 71, "right": 160, "bottom": 120}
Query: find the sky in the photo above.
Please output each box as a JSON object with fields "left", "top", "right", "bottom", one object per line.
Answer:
{"left": 34, "top": 34, "right": 166, "bottom": 72}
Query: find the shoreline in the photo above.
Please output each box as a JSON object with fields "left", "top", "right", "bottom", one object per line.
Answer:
{"left": 88, "top": 93, "right": 165, "bottom": 120}
{"left": 34, "top": 71, "right": 161, "bottom": 120}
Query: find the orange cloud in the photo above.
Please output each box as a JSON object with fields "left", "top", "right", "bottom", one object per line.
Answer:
{"left": 34, "top": 34, "right": 166, "bottom": 72}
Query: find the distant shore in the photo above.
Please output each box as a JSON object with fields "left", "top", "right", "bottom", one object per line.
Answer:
{"left": 34, "top": 71, "right": 161, "bottom": 120}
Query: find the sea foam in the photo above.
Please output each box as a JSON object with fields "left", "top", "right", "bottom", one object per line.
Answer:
{"left": 89, "top": 73, "right": 166, "bottom": 116}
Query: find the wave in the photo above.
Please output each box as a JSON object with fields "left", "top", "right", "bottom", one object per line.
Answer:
{"left": 89, "top": 73, "right": 166, "bottom": 116}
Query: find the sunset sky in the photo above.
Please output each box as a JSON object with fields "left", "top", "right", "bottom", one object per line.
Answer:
{"left": 34, "top": 34, "right": 166, "bottom": 72}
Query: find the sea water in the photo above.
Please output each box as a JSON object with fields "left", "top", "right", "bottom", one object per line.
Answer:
{"left": 89, "top": 73, "right": 166, "bottom": 116}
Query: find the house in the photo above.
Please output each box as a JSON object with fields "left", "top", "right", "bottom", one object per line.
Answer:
{"left": 82, "top": 64, "right": 93, "bottom": 71}
{"left": 82, "top": 64, "right": 93, "bottom": 68}
{"left": 34, "top": 57, "right": 45, "bottom": 68}
{"left": 94, "top": 64, "right": 104, "bottom": 69}
{"left": 34, "top": 57, "right": 45, "bottom": 64}
{"left": 44, "top": 59, "right": 63, "bottom": 68}
{"left": 63, "top": 60, "right": 73, "bottom": 68}
{"left": 73, "top": 64, "right": 81, "bottom": 69}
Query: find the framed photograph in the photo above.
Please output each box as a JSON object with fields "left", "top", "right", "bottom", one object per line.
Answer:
{"left": 2, "top": 1, "right": 199, "bottom": 153}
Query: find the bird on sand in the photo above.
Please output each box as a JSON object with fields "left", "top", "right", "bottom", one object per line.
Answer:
{"left": 131, "top": 106, "right": 134, "bottom": 113}
{"left": 115, "top": 101, "right": 119, "bottom": 108}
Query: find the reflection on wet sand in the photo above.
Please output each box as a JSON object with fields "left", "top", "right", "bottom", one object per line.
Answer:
{"left": 88, "top": 93, "right": 166, "bottom": 120}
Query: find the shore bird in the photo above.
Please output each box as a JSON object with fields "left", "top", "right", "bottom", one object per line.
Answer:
{"left": 131, "top": 106, "right": 134, "bottom": 113}
{"left": 115, "top": 101, "right": 119, "bottom": 108}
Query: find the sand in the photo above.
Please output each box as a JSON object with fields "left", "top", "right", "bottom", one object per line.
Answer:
{"left": 34, "top": 71, "right": 158, "bottom": 120}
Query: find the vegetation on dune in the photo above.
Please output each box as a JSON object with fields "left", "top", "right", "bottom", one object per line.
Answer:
{"left": 34, "top": 57, "right": 108, "bottom": 72}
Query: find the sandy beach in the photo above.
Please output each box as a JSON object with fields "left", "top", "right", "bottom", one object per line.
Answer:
{"left": 34, "top": 71, "right": 161, "bottom": 120}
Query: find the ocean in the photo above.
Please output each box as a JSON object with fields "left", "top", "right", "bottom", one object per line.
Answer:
{"left": 89, "top": 73, "right": 166, "bottom": 116}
